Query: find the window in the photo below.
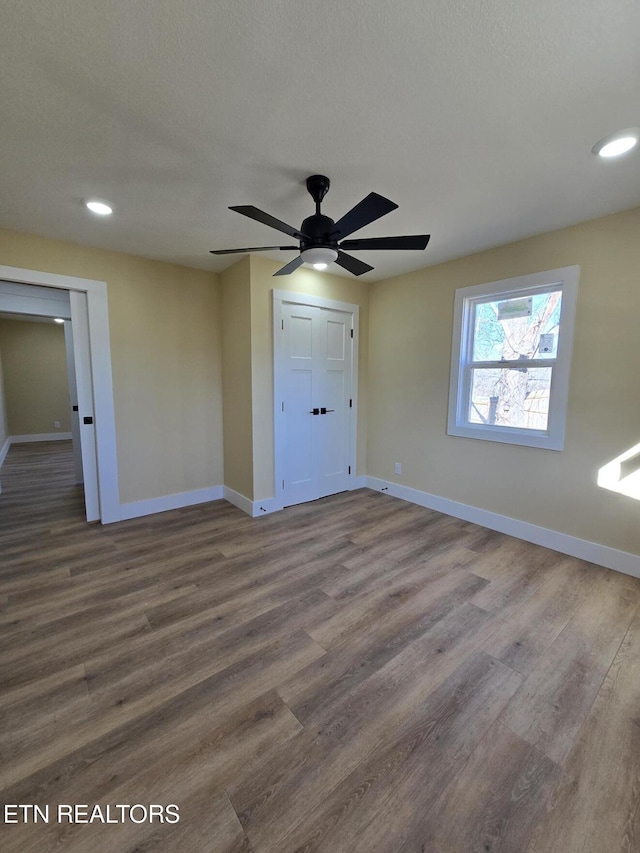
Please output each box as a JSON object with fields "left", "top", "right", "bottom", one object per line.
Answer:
{"left": 448, "top": 265, "right": 579, "bottom": 450}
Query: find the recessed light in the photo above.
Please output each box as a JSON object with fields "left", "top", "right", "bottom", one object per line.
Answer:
{"left": 592, "top": 130, "right": 639, "bottom": 158}
{"left": 85, "top": 200, "right": 113, "bottom": 215}
{"left": 54, "top": 318, "right": 64, "bottom": 324}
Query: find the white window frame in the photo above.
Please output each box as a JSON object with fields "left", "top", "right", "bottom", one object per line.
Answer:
{"left": 447, "top": 265, "right": 579, "bottom": 451}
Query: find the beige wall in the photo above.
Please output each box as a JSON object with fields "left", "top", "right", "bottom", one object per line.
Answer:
{"left": 221, "top": 257, "right": 254, "bottom": 498}
{"left": 0, "top": 319, "right": 70, "bottom": 435}
{"left": 249, "top": 254, "right": 369, "bottom": 500}
{"left": 0, "top": 344, "right": 8, "bottom": 449}
{"left": 0, "top": 227, "right": 223, "bottom": 504}
{"left": 367, "top": 206, "right": 640, "bottom": 555}
{"left": 3, "top": 205, "right": 638, "bottom": 559}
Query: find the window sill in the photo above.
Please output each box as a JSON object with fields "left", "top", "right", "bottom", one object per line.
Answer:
{"left": 447, "top": 422, "right": 564, "bottom": 451}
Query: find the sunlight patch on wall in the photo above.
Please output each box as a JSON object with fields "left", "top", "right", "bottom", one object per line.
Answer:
{"left": 598, "top": 442, "right": 640, "bottom": 499}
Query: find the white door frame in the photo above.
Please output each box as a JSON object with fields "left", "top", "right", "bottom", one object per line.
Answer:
{"left": 272, "top": 288, "right": 359, "bottom": 510}
{"left": 0, "top": 265, "right": 120, "bottom": 522}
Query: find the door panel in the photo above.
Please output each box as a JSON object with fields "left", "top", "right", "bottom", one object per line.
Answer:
{"left": 326, "top": 318, "right": 346, "bottom": 361}
{"left": 290, "top": 313, "right": 313, "bottom": 358}
{"left": 323, "top": 370, "right": 347, "bottom": 463}
{"left": 287, "top": 368, "right": 315, "bottom": 492}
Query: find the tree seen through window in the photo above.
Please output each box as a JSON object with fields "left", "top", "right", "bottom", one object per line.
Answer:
{"left": 469, "top": 291, "right": 562, "bottom": 429}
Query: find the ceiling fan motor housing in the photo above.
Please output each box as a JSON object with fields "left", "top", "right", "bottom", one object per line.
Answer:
{"left": 301, "top": 175, "right": 339, "bottom": 251}
{"left": 300, "top": 214, "right": 338, "bottom": 250}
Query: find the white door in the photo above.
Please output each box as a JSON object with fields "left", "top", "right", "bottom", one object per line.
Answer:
{"left": 69, "top": 290, "right": 100, "bottom": 521}
{"left": 62, "top": 320, "right": 84, "bottom": 484}
{"left": 277, "top": 300, "right": 354, "bottom": 507}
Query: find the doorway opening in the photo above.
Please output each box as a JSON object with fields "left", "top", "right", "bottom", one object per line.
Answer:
{"left": 0, "top": 268, "right": 119, "bottom": 522}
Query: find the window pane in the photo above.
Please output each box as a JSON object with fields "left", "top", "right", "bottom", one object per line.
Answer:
{"left": 472, "top": 290, "right": 562, "bottom": 362}
{"left": 469, "top": 367, "right": 552, "bottom": 431}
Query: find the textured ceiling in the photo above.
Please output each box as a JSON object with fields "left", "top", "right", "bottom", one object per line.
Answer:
{"left": 1, "top": 1, "right": 639, "bottom": 281}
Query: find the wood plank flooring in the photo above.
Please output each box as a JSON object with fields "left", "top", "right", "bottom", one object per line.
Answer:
{"left": 1, "top": 441, "right": 640, "bottom": 852}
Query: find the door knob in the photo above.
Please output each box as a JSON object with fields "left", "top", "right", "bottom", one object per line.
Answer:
{"left": 320, "top": 408, "right": 335, "bottom": 414}
{"left": 309, "top": 408, "right": 320, "bottom": 415}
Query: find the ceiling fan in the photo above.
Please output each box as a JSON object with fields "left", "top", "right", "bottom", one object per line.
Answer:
{"left": 210, "top": 175, "right": 430, "bottom": 276}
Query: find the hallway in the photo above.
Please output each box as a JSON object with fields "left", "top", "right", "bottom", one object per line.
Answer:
{"left": 0, "top": 440, "right": 84, "bottom": 527}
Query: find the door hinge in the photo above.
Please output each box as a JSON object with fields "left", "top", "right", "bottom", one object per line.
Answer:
{"left": 349, "top": 398, "right": 352, "bottom": 408}
{"left": 282, "top": 319, "right": 284, "bottom": 330}
{"left": 281, "top": 401, "right": 285, "bottom": 412}
{"left": 282, "top": 479, "right": 285, "bottom": 490}
{"left": 348, "top": 465, "right": 351, "bottom": 475}
{"left": 350, "top": 329, "right": 353, "bottom": 338}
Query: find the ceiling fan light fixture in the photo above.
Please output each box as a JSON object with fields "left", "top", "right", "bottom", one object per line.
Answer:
{"left": 301, "top": 247, "right": 338, "bottom": 269}
{"left": 592, "top": 130, "right": 639, "bottom": 158}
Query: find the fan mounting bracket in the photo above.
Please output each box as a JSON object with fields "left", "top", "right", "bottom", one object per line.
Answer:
{"left": 306, "top": 175, "right": 330, "bottom": 206}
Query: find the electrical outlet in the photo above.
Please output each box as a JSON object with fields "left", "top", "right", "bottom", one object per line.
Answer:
{"left": 394, "top": 462, "right": 402, "bottom": 475}
{"left": 54, "top": 421, "right": 60, "bottom": 429}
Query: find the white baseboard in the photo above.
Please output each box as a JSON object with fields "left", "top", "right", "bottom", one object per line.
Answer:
{"left": 223, "top": 486, "right": 254, "bottom": 516}
{"left": 5, "top": 434, "right": 636, "bottom": 578}
{"left": 223, "top": 487, "right": 281, "bottom": 518}
{"left": 225, "top": 476, "right": 368, "bottom": 519}
{"left": 10, "top": 432, "right": 73, "bottom": 443}
{"left": 365, "top": 476, "right": 640, "bottom": 579}
{"left": 118, "top": 485, "right": 224, "bottom": 521}
{"left": 0, "top": 437, "right": 10, "bottom": 467}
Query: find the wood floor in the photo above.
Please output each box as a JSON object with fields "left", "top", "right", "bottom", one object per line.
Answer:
{"left": 2, "top": 441, "right": 640, "bottom": 853}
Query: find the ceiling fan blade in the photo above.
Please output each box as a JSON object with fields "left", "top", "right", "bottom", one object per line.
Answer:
{"left": 340, "top": 235, "right": 430, "bottom": 251}
{"left": 210, "top": 245, "right": 298, "bottom": 255}
{"left": 229, "top": 205, "right": 307, "bottom": 240}
{"left": 335, "top": 251, "right": 374, "bottom": 277}
{"left": 331, "top": 192, "right": 398, "bottom": 240}
{"left": 273, "top": 256, "right": 304, "bottom": 277}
